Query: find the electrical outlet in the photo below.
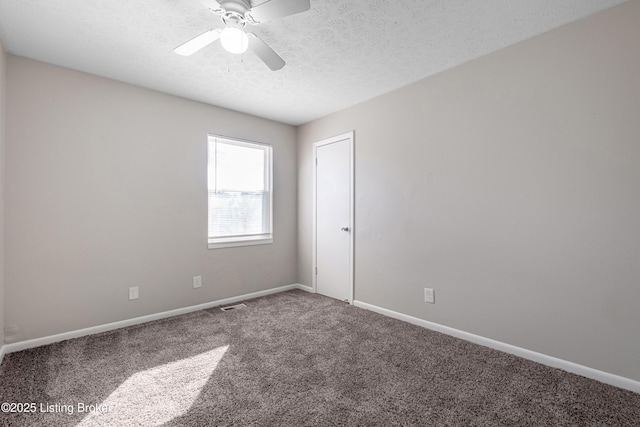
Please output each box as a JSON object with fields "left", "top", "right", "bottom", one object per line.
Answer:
{"left": 129, "top": 286, "right": 139, "bottom": 300}
{"left": 193, "top": 275, "right": 202, "bottom": 289}
{"left": 424, "top": 287, "right": 435, "bottom": 304}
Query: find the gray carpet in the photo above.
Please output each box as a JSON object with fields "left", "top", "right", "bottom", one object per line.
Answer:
{"left": 1, "top": 290, "right": 638, "bottom": 426}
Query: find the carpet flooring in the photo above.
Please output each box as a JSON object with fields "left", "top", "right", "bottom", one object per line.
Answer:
{"left": 1, "top": 290, "right": 639, "bottom": 426}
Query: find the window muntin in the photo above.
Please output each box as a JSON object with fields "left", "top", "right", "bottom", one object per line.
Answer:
{"left": 207, "top": 136, "right": 273, "bottom": 249}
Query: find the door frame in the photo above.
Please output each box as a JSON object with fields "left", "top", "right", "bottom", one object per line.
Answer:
{"left": 312, "top": 131, "right": 355, "bottom": 303}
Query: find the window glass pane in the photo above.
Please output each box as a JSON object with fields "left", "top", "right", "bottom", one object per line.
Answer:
{"left": 216, "top": 142, "right": 265, "bottom": 192}
{"left": 208, "top": 192, "right": 265, "bottom": 237}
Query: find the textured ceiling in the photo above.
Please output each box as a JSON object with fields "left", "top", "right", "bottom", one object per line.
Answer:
{"left": 0, "top": 0, "right": 626, "bottom": 125}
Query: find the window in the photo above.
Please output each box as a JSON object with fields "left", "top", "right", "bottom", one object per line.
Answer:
{"left": 207, "top": 135, "right": 273, "bottom": 249}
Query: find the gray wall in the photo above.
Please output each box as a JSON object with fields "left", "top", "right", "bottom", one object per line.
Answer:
{"left": 5, "top": 57, "right": 297, "bottom": 343}
{"left": 0, "top": 39, "right": 6, "bottom": 349}
{"left": 297, "top": 1, "right": 640, "bottom": 381}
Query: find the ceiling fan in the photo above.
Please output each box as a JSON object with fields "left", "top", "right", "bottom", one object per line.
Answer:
{"left": 174, "top": 0, "right": 311, "bottom": 71}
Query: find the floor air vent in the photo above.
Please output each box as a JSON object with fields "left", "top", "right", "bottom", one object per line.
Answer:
{"left": 220, "top": 303, "right": 247, "bottom": 312}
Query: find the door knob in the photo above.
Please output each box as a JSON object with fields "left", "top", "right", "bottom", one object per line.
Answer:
{"left": 341, "top": 226, "right": 350, "bottom": 232}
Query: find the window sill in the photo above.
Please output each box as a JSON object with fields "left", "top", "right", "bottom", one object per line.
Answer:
{"left": 208, "top": 235, "right": 273, "bottom": 250}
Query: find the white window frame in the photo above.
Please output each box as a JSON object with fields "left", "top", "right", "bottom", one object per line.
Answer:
{"left": 207, "top": 135, "right": 273, "bottom": 249}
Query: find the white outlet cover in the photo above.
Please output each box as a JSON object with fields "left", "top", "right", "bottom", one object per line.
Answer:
{"left": 193, "top": 275, "right": 202, "bottom": 289}
{"left": 424, "top": 287, "right": 435, "bottom": 304}
{"left": 129, "top": 286, "right": 139, "bottom": 300}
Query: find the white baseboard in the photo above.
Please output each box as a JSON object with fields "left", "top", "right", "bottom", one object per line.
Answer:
{"left": 353, "top": 300, "right": 640, "bottom": 394}
{"left": 0, "top": 344, "right": 5, "bottom": 366}
{"left": 3, "top": 284, "right": 308, "bottom": 356}
{"left": 295, "top": 284, "right": 314, "bottom": 293}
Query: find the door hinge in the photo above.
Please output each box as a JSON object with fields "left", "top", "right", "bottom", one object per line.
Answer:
{"left": 315, "top": 267, "right": 318, "bottom": 275}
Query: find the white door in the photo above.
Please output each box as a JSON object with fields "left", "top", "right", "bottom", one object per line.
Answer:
{"left": 314, "top": 132, "right": 354, "bottom": 302}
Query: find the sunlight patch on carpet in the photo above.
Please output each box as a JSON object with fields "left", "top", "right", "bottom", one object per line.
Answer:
{"left": 77, "top": 345, "right": 229, "bottom": 427}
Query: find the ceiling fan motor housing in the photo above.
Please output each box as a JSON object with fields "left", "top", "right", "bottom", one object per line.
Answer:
{"left": 218, "top": 0, "right": 252, "bottom": 30}
{"left": 218, "top": 0, "right": 250, "bottom": 16}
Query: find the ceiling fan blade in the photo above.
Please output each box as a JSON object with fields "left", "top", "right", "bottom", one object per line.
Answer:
{"left": 173, "top": 29, "right": 221, "bottom": 56}
{"left": 200, "top": 0, "right": 222, "bottom": 12}
{"left": 247, "top": 33, "right": 285, "bottom": 71}
{"left": 247, "top": 0, "right": 310, "bottom": 23}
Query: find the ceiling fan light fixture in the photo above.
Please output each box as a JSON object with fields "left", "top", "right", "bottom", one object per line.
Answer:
{"left": 220, "top": 21, "right": 249, "bottom": 54}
